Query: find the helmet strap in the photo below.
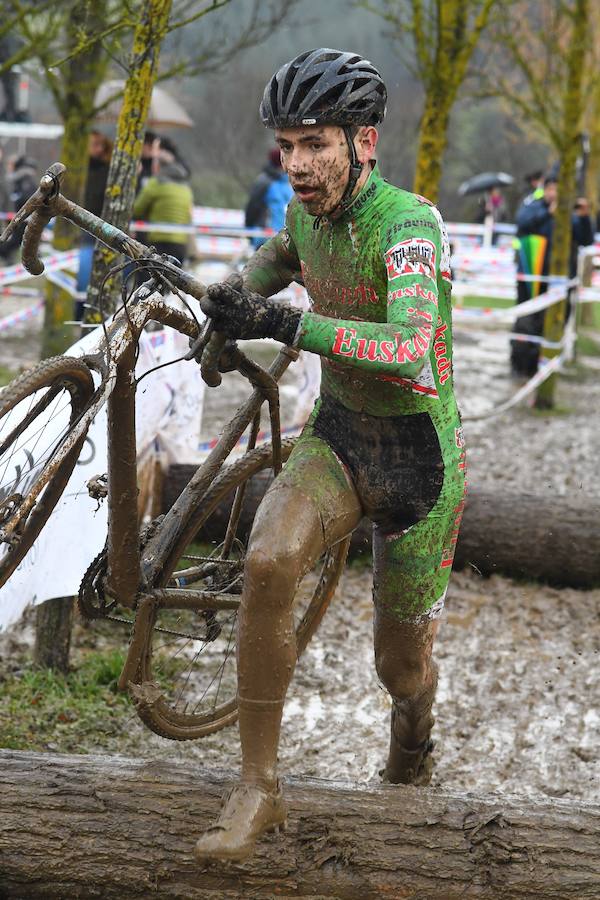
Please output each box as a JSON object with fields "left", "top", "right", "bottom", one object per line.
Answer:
{"left": 340, "top": 125, "right": 363, "bottom": 210}
{"left": 313, "top": 125, "right": 363, "bottom": 229}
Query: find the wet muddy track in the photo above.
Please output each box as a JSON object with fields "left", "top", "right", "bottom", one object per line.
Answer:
{"left": 1, "top": 305, "right": 599, "bottom": 801}
{"left": 144, "top": 338, "right": 600, "bottom": 801}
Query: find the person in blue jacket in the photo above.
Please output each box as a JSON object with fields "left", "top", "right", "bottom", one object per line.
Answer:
{"left": 511, "top": 175, "right": 593, "bottom": 377}
{"left": 245, "top": 148, "right": 293, "bottom": 249}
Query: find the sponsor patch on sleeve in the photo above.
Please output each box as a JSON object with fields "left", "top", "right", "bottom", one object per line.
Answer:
{"left": 385, "top": 238, "right": 436, "bottom": 282}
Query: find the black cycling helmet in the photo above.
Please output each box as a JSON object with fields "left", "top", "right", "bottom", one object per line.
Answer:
{"left": 260, "top": 48, "right": 387, "bottom": 129}
{"left": 260, "top": 49, "right": 386, "bottom": 220}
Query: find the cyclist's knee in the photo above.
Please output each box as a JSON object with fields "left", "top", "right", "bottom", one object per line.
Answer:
{"left": 376, "top": 651, "right": 430, "bottom": 700}
{"left": 374, "top": 618, "right": 436, "bottom": 700}
{"left": 250, "top": 484, "right": 325, "bottom": 563}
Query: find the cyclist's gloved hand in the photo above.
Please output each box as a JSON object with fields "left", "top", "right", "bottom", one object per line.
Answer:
{"left": 187, "top": 331, "right": 239, "bottom": 372}
{"left": 200, "top": 281, "right": 301, "bottom": 344}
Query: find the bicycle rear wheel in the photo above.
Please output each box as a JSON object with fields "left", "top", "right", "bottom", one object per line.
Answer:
{"left": 0, "top": 357, "right": 95, "bottom": 586}
{"left": 128, "top": 439, "right": 350, "bottom": 740}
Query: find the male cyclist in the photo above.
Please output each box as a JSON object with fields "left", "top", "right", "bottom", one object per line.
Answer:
{"left": 194, "top": 48, "right": 466, "bottom": 863}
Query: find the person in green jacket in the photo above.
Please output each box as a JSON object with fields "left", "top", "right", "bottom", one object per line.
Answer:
{"left": 194, "top": 48, "right": 466, "bottom": 863}
{"left": 132, "top": 138, "right": 193, "bottom": 266}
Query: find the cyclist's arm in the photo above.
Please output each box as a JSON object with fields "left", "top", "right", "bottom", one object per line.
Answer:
{"left": 241, "top": 198, "right": 303, "bottom": 296}
{"left": 293, "top": 213, "right": 441, "bottom": 378}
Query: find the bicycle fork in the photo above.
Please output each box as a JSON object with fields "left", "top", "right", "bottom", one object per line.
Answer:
{"left": 104, "top": 341, "right": 140, "bottom": 608}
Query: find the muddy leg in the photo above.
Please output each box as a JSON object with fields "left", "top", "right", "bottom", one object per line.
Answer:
{"left": 374, "top": 612, "right": 438, "bottom": 785}
{"left": 195, "top": 439, "right": 362, "bottom": 863}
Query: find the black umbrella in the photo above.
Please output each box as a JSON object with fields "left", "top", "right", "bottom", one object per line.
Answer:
{"left": 458, "top": 171, "right": 514, "bottom": 196}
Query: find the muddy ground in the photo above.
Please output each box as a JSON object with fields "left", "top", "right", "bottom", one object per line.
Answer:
{"left": 1, "top": 293, "right": 599, "bottom": 801}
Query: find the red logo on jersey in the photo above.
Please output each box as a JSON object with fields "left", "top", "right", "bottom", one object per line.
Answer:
{"left": 331, "top": 321, "right": 433, "bottom": 366}
{"left": 385, "top": 238, "right": 436, "bottom": 282}
{"left": 388, "top": 284, "right": 438, "bottom": 305}
{"left": 433, "top": 316, "right": 451, "bottom": 385}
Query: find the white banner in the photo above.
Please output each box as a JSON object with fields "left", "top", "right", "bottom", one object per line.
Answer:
{"left": 0, "top": 310, "right": 205, "bottom": 631}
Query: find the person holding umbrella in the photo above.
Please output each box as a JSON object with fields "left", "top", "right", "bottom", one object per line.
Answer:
{"left": 458, "top": 172, "right": 513, "bottom": 246}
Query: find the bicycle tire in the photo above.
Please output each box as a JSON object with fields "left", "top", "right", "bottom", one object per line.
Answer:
{"left": 0, "top": 357, "right": 95, "bottom": 587}
{"left": 128, "top": 439, "right": 350, "bottom": 741}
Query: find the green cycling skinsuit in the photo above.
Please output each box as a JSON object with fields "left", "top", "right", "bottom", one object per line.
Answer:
{"left": 242, "top": 162, "right": 466, "bottom": 622}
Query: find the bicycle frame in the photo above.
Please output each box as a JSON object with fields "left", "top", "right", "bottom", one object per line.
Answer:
{"left": 1, "top": 162, "right": 296, "bottom": 615}
{"left": 82, "top": 292, "right": 295, "bottom": 611}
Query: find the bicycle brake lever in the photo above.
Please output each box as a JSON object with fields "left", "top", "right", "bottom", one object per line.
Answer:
{"left": 185, "top": 320, "right": 213, "bottom": 363}
{"left": 201, "top": 330, "right": 227, "bottom": 387}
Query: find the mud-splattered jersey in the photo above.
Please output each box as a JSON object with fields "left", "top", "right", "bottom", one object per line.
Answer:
{"left": 243, "top": 164, "right": 457, "bottom": 422}
{"left": 242, "top": 163, "right": 466, "bottom": 604}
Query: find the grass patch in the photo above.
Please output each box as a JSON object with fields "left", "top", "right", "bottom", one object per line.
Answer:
{"left": 0, "top": 365, "right": 17, "bottom": 387}
{"left": 0, "top": 648, "right": 139, "bottom": 753}
{"left": 454, "top": 295, "right": 514, "bottom": 309}
{"left": 529, "top": 404, "right": 573, "bottom": 417}
{"left": 576, "top": 332, "right": 600, "bottom": 357}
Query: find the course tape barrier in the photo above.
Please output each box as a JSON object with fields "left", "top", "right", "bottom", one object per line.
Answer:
{"left": 45, "top": 267, "right": 80, "bottom": 298}
{"left": 0, "top": 249, "right": 79, "bottom": 287}
{"left": 0, "top": 300, "right": 44, "bottom": 333}
{"left": 452, "top": 278, "right": 578, "bottom": 325}
{"left": 461, "top": 307, "right": 578, "bottom": 422}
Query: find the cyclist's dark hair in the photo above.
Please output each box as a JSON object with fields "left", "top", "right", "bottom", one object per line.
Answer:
{"left": 260, "top": 48, "right": 387, "bottom": 129}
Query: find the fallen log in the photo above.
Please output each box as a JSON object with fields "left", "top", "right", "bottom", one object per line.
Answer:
{"left": 0, "top": 750, "right": 599, "bottom": 900}
{"left": 163, "top": 466, "right": 600, "bottom": 588}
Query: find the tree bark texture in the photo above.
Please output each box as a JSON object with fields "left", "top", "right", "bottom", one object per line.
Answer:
{"left": 411, "top": 0, "right": 494, "bottom": 202}
{"left": 32, "top": 596, "right": 73, "bottom": 673}
{"left": 162, "top": 467, "right": 600, "bottom": 589}
{"left": 0, "top": 750, "right": 599, "bottom": 900}
{"left": 536, "top": 0, "right": 589, "bottom": 409}
{"left": 84, "top": 0, "right": 173, "bottom": 322}
{"left": 41, "top": 0, "right": 110, "bottom": 360}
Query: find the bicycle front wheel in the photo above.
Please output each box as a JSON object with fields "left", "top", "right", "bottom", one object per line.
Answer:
{"left": 0, "top": 357, "right": 95, "bottom": 587}
{"left": 128, "top": 440, "right": 350, "bottom": 741}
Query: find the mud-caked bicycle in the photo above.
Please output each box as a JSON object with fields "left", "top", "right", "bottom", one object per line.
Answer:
{"left": 0, "top": 163, "right": 349, "bottom": 740}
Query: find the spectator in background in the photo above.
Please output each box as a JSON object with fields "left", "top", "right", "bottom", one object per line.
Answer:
{"left": 485, "top": 186, "right": 506, "bottom": 224}
{"left": 245, "top": 148, "right": 293, "bottom": 249}
{"left": 84, "top": 131, "right": 112, "bottom": 216}
{"left": 0, "top": 154, "right": 37, "bottom": 263}
{"left": 137, "top": 131, "right": 158, "bottom": 191}
{"left": 510, "top": 174, "right": 594, "bottom": 378}
{"left": 132, "top": 137, "right": 193, "bottom": 267}
{"left": 0, "top": 34, "right": 28, "bottom": 122}
{"left": 522, "top": 169, "right": 545, "bottom": 206}
{"left": 75, "top": 130, "right": 113, "bottom": 317}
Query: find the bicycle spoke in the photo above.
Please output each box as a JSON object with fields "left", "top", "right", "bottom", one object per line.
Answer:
{"left": 0, "top": 392, "right": 73, "bottom": 494}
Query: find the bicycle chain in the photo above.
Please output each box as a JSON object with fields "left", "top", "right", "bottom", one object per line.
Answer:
{"left": 77, "top": 546, "right": 115, "bottom": 620}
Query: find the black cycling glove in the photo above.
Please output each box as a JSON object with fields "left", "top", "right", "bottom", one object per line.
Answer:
{"left": 200, "top": 281, "right": 301, "bottom": 345}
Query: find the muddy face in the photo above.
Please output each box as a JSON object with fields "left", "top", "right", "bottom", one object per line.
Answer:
{"left": 276, "top": 125, "right": 354, "bottom": 218}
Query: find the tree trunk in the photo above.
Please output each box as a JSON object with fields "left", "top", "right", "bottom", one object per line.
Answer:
{"left": 0, "top": 750, "right": 598, "bottom": 900}
{"left": 32, "top": 596, "right": 73, "bottom": 673}
{"left": 452, "top": 488, "right": 600, "bottom": 587}
{"left": 162, "top": 467, "right": 600, "bottom": 588}
{"left": 536, "top": 0, "right": 589, "bottom": 409}
{"left": 40, "top": 0, "right": 109, "bottom": 360}
{"left": 413, "top": 94, "right": 451, "bottom": 203}
{"left": 84, "top": 0, "right": 173, "bottom": 322}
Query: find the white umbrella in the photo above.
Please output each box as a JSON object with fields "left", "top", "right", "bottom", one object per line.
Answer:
{"left": 94, "top": 80, "right": 193, "bottom": 128}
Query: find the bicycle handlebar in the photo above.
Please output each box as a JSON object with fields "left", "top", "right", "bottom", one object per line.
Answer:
{"left": 0, "top": 162, "right": 230, "bottom": 387}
